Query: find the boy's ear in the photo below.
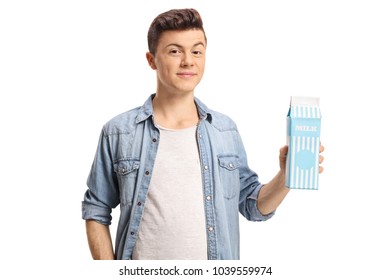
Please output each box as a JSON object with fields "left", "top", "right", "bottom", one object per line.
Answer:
{"left": 146, "top": 52, "right": 157, "bottom": 70}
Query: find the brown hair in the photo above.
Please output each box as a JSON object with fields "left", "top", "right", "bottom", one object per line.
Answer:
{"left": 147, "top": 8, "right": 206, "bottom": 55}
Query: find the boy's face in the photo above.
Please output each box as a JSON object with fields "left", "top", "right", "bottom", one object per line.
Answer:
{"left": 146, "top": 29, "right": 206, "bottom": 96}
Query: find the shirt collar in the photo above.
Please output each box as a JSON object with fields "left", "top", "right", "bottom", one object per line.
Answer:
{"left": 135, "top": 94, "right": 213, "bottom": 124}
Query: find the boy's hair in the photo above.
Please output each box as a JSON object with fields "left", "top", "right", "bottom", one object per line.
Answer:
{"left": 147, "top": 8, "right": 206, "bottom": 55}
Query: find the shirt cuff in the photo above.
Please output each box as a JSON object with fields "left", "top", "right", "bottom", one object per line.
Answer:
{"left": 246, "top": 184, "right": 275, "bottom": 221}
{"left": 82, "top": 201, "right": 112, "bottom": 226}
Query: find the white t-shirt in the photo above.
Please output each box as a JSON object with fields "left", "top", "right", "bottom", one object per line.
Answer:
{"left": 132, "top": 125, "right": 207, "bottom": 260}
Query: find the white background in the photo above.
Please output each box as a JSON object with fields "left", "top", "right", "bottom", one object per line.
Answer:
{"left": 1, "top": 0, "right": 389, "bottom": 279}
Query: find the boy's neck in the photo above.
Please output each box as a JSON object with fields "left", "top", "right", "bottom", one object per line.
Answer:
{"left": 152, "top": 92, "right": 199, "bottom": 129}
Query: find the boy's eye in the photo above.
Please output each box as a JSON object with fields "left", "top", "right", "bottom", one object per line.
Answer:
{"left": 170, "top": 49, "right": 181, "bottom": 54}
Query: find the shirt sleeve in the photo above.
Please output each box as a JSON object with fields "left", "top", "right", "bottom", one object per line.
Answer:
{"left": 81, "top": 128, "right": 120, "bottom": 225}
{"left": 236, "top": 132, "right": 275, "bottom": 221}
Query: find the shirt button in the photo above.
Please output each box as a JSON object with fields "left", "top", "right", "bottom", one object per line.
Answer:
{"left": 152, "top": 138, "right": 157, "bottom": 143}
{"left": 130, "top": 231, "right": 135, "bottom": 235}
{"left": 208, "top": 227, "right": 214, "bottom": 232}
{"left": 204, "top": 165, "right": 208, "bottom": 170}
{"left": 199, "top": 134, "right": 202, "bottom": 138}
{"left": 145, "top": 171, "right": 150, "bottom": 175}
{"left": 229, "top": 163, "right": 234, "bottom": 168}
{"left": 206, "top": 195, "right": 211, "bottom": 201}
{"left": 137, "top": 202, "right": 142, "bottom": 206}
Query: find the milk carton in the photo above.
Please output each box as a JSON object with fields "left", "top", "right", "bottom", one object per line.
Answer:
{"left": 286, "top": 96, "right": 321, "bottom": 190}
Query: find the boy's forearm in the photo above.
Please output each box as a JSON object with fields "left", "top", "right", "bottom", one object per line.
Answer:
{"left": 257, "top": 170, "right": 290, "bottom": 215}
{"left": 86, "top": 220, "right": 115, "bottom": 260}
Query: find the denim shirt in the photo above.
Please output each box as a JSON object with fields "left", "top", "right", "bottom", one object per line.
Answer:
{"left": 82, "top": 94, "right": 274, "bottom": 260}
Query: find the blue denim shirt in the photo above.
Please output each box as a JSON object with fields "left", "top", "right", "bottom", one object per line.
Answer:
{"left": 82, "top": 94, "right": 274, "bottom": 260}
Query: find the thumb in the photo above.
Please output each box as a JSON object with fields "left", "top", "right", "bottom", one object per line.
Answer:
{"left": 280, "top": 145, "right": 288, "bottom": 158}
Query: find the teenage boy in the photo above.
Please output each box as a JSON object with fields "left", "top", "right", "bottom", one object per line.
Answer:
{"left": 82, "top": 8, "right": 324, "bottom": 260}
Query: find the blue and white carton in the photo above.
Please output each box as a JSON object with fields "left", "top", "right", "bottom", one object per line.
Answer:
{"left": 286, "top": 96, "right": 321, "bottom": 190}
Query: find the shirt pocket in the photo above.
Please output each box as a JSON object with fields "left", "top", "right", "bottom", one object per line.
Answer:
{"left": 113, "top": 159, "right": 140, "bottom": 205}
{"left": 217, "top": 155, "right": 241, "bottom": 199}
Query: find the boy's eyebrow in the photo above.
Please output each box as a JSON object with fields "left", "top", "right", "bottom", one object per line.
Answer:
{"left": 194, "top": 42, "right": 206, "bottom": 48}
{"left": 164, "top": 42, "right": 206, "bottom": 49}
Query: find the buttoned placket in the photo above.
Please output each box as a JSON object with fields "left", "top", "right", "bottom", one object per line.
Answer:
{"left": 123, "top": 126, "right": 160, "bottom": 260}
{"left": 196, "top": 121, "right": 217, "bottom": 260}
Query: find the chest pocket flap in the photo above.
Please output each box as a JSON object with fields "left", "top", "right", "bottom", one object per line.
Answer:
{"left": 114, "top": 159, "right": 140, "bottom": 176}
{"left": 218, "top": 155, "right": 241, "bottom": 171}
